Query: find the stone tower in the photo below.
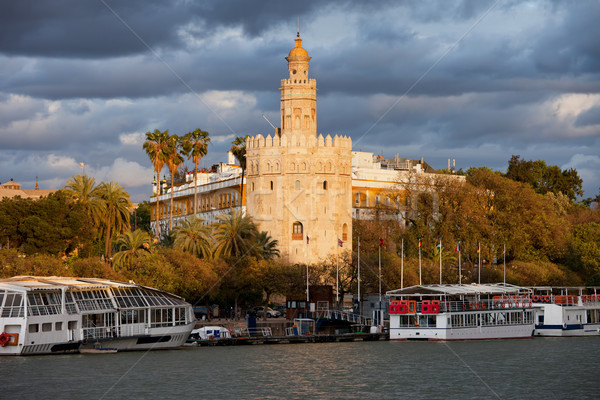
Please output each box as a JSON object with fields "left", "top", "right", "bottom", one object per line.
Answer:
{"left": 246, "top": 34, "right": 353, "bottom": 264}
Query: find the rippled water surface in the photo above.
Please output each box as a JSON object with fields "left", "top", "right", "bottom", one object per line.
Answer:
{"left": 4, "top": 337, "right": 599, "bottom": 399}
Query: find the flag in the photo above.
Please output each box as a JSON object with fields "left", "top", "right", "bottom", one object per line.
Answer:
{"left": 338, "top": 238, "right": 343, "bottom": 247}
{"left": 477, "top": 244, "right": 480, "bottom": 253}
{"left": 503, "top": 244, "right": 505, "bottom": 254}
{"left": 436, "top": 240, "right": 441, "bottom": 250}
{"left": 378, "top": 238, "right": 383, "bottom": 247}
{"left": 306, "top": 236, "right": 309, "bottom": 245}
{"left": 455, "top": 242, "right": 460, "bottom": 252}
{"left": 78, "top": 162, "right": 85, "bottom": 168}
{"left": 418, "top": 239, "right": 421, "bottom": 249}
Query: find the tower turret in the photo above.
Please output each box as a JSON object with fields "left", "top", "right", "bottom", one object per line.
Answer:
{"left": 280, "top": 34, "right": 317, "bottom": 140}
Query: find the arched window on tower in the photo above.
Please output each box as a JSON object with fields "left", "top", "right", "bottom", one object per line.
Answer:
{"left": 270, "top": 181, "right": 274, "bottom": 190}
{"left": 323, "top": 181, "right": 328, "bottom": 190}
{"left": 295, "top": 180, "right": 300, "bottom": 190}
{"left": 342, "top": 223, "right": 348, "bottom": 241}
{"left": 292, "top": 222, "right": 303, "bottom": 240}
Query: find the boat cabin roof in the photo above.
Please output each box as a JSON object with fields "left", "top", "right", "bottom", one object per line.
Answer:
{"left": 0, "top": 276, "right": 185, "bottom": 301}
{"left": 386, "top": 283, "right": 530, "bottom": 297}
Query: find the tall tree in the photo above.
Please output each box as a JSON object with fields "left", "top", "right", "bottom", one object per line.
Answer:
{"left": 165, "top": 134, "right": 185, "bottom": 231}
{"left": 230, "top": 135, "right": 249, "bottom": 207}
{"left": 256, "top": 231, "right": 280, "bottom": 260}
{"left": 143, "top": 129, "right": 170, "bottom": 238}
{"left": 98, "top": 181, "right": 132, "bottom": 260}
{"left": 63, "top": 174, "right": 104, "bottom": 243}
{"left": 112, "top": 229, "right": 152, "bottom": 270}
{"left": 181, "top": 128, "right": 211, "bottom": 216}
{"left": 212, "top": 209, "right": 259, "bottom": 259}
{"left": 173, "top": 216, "right": 213, "bottom": 259}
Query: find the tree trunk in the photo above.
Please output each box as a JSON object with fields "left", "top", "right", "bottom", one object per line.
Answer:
{"left": 169, "top": 174, "right": 175, "bottom": 231}
{"left": 155, "top": 170, "right": 161, "bottom": 239}
{"left": 239, "top": 168, "right": 245, "bottom": 209}
{"left": 193, "top": 165, "right": 198, "bottom": 216}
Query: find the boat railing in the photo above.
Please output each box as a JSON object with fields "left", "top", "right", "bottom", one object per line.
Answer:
{"left": 389, "top": 297, "right": 534, "bottom": 315}
{"left": 239, "top": 327, "right": 272, "bottom": 337}
{"left": 83, "top": 326, "right": 117, "bottom": 340}
{"left": 324, "top": 310, "right": 372, "bottom": 326}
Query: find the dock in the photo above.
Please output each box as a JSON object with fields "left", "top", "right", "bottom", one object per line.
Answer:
{"left": 185, "top": 332, "right": 388, "bottom": 347}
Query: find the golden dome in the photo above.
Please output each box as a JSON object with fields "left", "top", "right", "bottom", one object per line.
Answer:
{"left": 287, "top": 37, "right": 309, "bottom": 59}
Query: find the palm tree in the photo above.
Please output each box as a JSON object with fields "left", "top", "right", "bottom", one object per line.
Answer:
{"left": 112, "top": 229, "right": 152, "bottom": 270}
{"left": 143, "top": 129, "right": 170, "bottom": 238}
{"left": 230, "top": 135, "right": 249, "bottom": 206}
{"left": 181, "top": 129, "right": 211, "bottom": 216}
{"left": 63, "top": 174, "right": 105, "bottom": 256}
{"left": 98, "top": 181, "right": 132, "bottom": 260}
{"left": 212, "top": 209, "right": 259, "bottom": 259}
{"left": 173, "top": 216, "right": 213, "bottom": 259}
{"left": 256, "top": 231, "right": 280, "bottom": 260}
{"left": 164, "top": 134, "right": 184, "bottom": 232}
{"left": 63, "top": 174, "right": 104, "bottom": 221}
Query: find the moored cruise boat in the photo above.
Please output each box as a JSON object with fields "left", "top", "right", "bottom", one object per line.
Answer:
{"left": 0, "top": 276, "right": 196, "bottom": 355}
{"left": 386, "top": 283, "right": 535, "bottom": 341}
{"left": 530, "top": 287, "right": 600, "bottom": 337}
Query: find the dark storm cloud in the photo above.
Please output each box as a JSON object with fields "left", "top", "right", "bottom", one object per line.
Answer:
{"left": 1, "top": 0, "right": 600, "bottom": 201}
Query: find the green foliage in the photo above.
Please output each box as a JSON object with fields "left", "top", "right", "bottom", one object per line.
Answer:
{"left": 256, "top": 231, "right": 280, "bottom": 260}
{"left": 506, "top": 155, "right": 583, "bottom": 200}
{"left": 133, "top": 201, "right": 152, "bottom": 232}
{"left": 565, "top": 222, "right": 600, "bottom": 276}
{"left": 112, "top": 229, "right": 152, "bottom": 270}
{"left": 173, "top": 216, "right": 212, "bottom": 259}
{"left": 4, "top": 191, "right": 91, "bottom": 256}
{"left": 212, "top": 209, "right": 259, "bottom": 259}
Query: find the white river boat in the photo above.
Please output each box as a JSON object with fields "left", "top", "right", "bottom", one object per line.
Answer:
{"left": 387, "top": 283, "right": 535, "bottom": 341}
{"left": 0, "top": 276, "right": 196, "bottom": 355}
{"left": 531, "top": 287, "right": 600, "bottom": 337}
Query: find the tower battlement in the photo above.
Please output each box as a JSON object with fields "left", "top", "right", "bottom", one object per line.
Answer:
{"left": 280, "top": 78, "right": 317, "bottom": 87}
{"left": 246, "top": 133, "right": 352, "bottom": 150}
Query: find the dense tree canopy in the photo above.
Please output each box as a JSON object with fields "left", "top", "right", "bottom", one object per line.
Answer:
{"left": 506, "top": 155, "right": 583, "bottom": 200}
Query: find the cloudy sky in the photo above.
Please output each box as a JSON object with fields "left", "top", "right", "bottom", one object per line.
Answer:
{"left": 1, "top": 0, "right": 599, "bottom": 202}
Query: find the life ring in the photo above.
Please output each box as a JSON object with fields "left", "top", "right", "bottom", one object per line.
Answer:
{"left": 5, "top": 333, "right": 18, "bottom": 346}
{"left": 481, "top": 302, "right": 486, "bottom": 310}
{"left": 462, "top": 304, "right": 467, "bottom": 310}
{"left": 501, "top": 302, "right": 505, "bottom": 308}
{"left": 532, "top": 295, "right": 540, "bottom": 302}
{"left": 0, "top": 332, "right": 9, "bottom": 347}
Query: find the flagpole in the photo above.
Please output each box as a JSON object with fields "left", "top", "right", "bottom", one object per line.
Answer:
{"left": 503, "top": 243, "right": 506, "bottom": 284}
{"left": 401, "top": 238, "right": 404, "bottom": 289}
{"left": 336, "top": 238, "right": 339, "bottom": 309}
{"left": 478, "top": 241, "right": 481, "bottom": 284}
{"left": 358, "top": 237, "right": 361, "bottom": 316}
{"left": 419, "top": 238, "right": 422, "bottom": 285}
{"left": 458, "top": 242, "right": 462, "bottom": 285}
{"left": 439, "top": 238, "right": 442, "bottom": 285}
{"left": 378, "top": 238, "right": 382, "bottom": 304}
{"left": 306, "top": 236, "right": 309, "bottom": 306}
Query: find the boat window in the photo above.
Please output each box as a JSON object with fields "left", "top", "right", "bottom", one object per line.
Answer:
{"left": 27, "top": 292, "right": 61, "bottom": 316}
{"left": 55, "top": 322, "right": 63, "bottom": 331}
{"left": 1, "top": 293, "right": 24, "bottom": 318}
{"left": 42, "top": 323, "right": 52, "bottom": 332}
{"left": 68, "top": 321, "right": 78, "bottom": 330}
{"left": 29, "top": 324, "right": 39, "bottom": 333}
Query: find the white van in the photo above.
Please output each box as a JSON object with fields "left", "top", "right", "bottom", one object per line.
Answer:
{"left": 190, "top": 326, "right": 231, "bottom": 340}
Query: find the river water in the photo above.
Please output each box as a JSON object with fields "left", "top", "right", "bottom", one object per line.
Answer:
{"left": 3, "top": 337, "right": 599, "bottom": 399}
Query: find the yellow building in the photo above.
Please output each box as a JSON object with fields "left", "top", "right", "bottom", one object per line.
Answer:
{"left": 149, "top": 34, "right": 462, "bottom": 263}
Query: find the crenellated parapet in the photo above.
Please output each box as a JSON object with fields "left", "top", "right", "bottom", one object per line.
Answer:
{"left": 246, "top": 133, "right": 352, "bottom": 149}
{"left": 280, "top": 78, "right": 317, "bottom": 88}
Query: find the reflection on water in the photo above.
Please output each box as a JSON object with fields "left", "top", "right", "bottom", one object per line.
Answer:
{"left": 4, "top": 338, "right": 600, "bottom": 399}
